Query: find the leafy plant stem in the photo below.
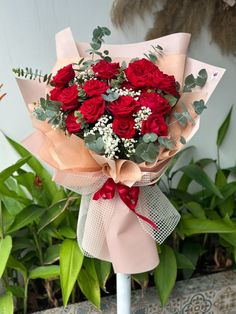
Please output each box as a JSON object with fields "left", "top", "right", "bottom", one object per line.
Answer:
{"left": 203, "top": 234, "right": 208, "bottom": 248}
{"left": 23, "top": 279, "right": 29, "bottom": 314}
{"left": 44, "top": 280, "right": 58, "bottom": 307}
{"left": 32, "top": 225, "right": 44, "bottom": 265}
{"left": 0, "top": 200, "right": 4, "bottom": 239}
{"left": 217, "top": 146, "right": 221, "bottom": 169}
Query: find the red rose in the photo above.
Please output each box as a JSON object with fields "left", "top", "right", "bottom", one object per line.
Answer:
{"left": 139, "top": 91, "right": 172, "bottom": 115}
{"left": 125, "top": 58, "right": 157, "bottom": 88}
{"left": 66, "top": 111, "right": 82, "bottom": 133}
{"left": 59, "top": 85, "right": 79, "bottom": 111}
{"left": 149, "top": 70, "right": 179, "bottom": 96}
{"left": 121, "top": 81, "right": 137, "bottom": 91}
{"left": 92, "top": 60, "right": 120, "bottom": 80}
{"left": 141, "top": 114, "right": 168, "bottom": 136}
{"left": 112, "top": 118, "right": 136, "bottom": 139}
{"left": 109, "top": 96, "right": 140, "bottom": 118}
{"left": 80, "top": 96, "right": 105, "bottom": 123}
{"left": 83, "top": 79, "right": 108, "bottom": 97}
{"left": 49, "top": 87, "right": 63, "bottom": 101}
{"left": 51, "top": 64, "right": 75, "bottom": 87}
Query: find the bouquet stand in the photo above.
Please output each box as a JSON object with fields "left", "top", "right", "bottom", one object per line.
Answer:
{"left": 117, "top": 273, "right": 131, "bottom": 314}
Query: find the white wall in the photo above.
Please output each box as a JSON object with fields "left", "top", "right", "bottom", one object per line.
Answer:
{"left": 0, "top": 0, "right": 235, "bottom": 170}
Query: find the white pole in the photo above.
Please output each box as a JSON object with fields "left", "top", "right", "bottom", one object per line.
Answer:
{"left": 116, "top": 273, "right": 131, "bottom": 314}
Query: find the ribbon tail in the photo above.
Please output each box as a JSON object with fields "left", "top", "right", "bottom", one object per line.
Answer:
{"left": 132, "top": 210, "right": 159, "bottom": 231}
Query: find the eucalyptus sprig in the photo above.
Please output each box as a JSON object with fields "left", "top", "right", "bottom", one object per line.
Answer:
{"left": 183, "top": 69, "right": 208, "bottom": 93}
{"left": 144, "top": 44, "right": 163, "bottom": 64}
{"left": 86, "top": 26, "right": 112, "bottom": 62}
{"left": 13, "top": 67, "right": 52, "bottom": 85}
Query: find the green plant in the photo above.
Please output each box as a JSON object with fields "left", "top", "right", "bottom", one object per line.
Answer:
{"left": 147, "top": 106, "right": 236, "bottom": 305}
{"left": 0, "top": 106, "right": 235, "bottom": 312}
{"left": 0, "top": 136, "right": 111, "bottom": 313}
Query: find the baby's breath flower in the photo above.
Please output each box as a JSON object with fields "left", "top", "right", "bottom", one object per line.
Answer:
{"left": 134, "top": 106, "right": 152, "bottom": 131}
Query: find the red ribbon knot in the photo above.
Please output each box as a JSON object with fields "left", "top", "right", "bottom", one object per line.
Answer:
{"left": 93, "top": 178, "right": 158, "bottom": 231}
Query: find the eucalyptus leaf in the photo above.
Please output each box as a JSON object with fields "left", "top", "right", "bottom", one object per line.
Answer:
{"left": 164, "top": 94, "right": 178, "bottom": 107}
{"left": 192, "top": 99, "right": 206, "bottom": 115}
{"left": 142, "top": 133, "right": 158, "bottom": 143}
{"left": 173, "top": 112, "right": 187, "bottom": 126}
{"left": 158, "top": 137, "right": 175, "bottom": 150}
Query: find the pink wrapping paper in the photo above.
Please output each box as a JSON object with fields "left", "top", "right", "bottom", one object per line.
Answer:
{"left": 16, "top": 28, "right": 225, "bottom": 273}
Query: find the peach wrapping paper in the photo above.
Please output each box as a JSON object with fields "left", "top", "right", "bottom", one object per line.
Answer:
{"left": 17, "top": 28, "right": 225, "bottom": 274}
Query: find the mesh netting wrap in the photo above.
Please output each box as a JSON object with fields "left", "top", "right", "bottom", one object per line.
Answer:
{"left": 54, "top": 170, "right": 180, "bottom": 263}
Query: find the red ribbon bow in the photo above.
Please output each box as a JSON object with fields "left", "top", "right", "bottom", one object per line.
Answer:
{"left": 93, "top": 178, "right": 158, "bottom": 230}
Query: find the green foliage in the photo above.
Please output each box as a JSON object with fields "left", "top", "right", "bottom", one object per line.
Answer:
{"left": 154, "top": 245, "right": 177, "bottom": 305}
{"left": 217, "top": 106, "right": 233, "bottom": 147}
{"left": 0, "top": 235, "right": 12, "bottom": 278}
{"left": 77, "top": 258, "right": 101, "bottom": 308}
{"left": 87, "top": 26, "right": 112, "bottom": 62}
{"left": 0, "top": 104, "right": 235, "bottom": 311}
{"left": 183, "top": 69, "right": 208, "bottom": 92}
{"left": 192, "top": 99, "right": 207, "bottom": 115}
{"left": 13, "top": 67, "right": 52, "bottom": 84}
{"left": 0, "top": 136, "right": 112, "bottom": 313}
{"left": 0, "top": 291, "right": 14, "bottom": 314}
{"left": 60, "top": 239, "right": 84, "bottom": 306}
{"left": 144, "top": 44, "right": 163, "bottom": 63}
{"left": 152, "top": 105, "right": 236, "bottom": 305}
{"left": 84, "top": 134, "right": 105, "bottom": 154}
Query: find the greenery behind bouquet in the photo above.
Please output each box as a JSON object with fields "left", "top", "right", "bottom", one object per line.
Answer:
{"left": 0, "top": 106, "right": 235, "bottom": 313}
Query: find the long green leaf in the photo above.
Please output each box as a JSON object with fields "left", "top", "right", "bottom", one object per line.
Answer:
{"left": 7, "top": 256, "right": 27, "bottom": 282}
{"left": 0, "top": 182, "right": 31, "bottom": 206}
{"left": 29, "top": 265, "right": 60, "bottom": 279}
{"left": 154, "top": 245, "right": 177, "bottom": 305}
{"left": 0, "top": 235, "right": 12, "bottom": 278}
{"left": 182, "top": 240, "right": 203, "bottom": 279}
{"left": 0, "top": 292, "right": 14, "bottom": 314}
{"left": 217, "top": 106, "right": 233, "bottom": 147}
{"left": 175, "top": 252, "right": 194, "bottom": 270}
{"left": 181, "top": 217, "right": 236, "bottom": 236}
{"left": 180, "top": 164, "right": 223, "bottom": 198}
{"left": 0, "top": 157, "right": 31, "bottom": 182}
{"left": 38, "top": 200, "right": 67, "bottom": 232}
{"left": 7, "top": 205, "right": 45, "bottom": 233}
{"left": 94, "top": 260, "right": 111, "bottom": 292}
{"left": 132, "top": 272, "right": 149, "bottom": 289}
{"left": 44, "top": 245, "right": 60, "bottom": 265}
{"left": 60, "top": 239, "right": 83, "bottom": 306}
{"left": 165, "top": 146, "right": 195, "bottom": 176}
{"left": 5, "top": 135, "right": 59, "bottom": 202}
{"left": 78, "top": 258, "right": 100, "bottom": 308}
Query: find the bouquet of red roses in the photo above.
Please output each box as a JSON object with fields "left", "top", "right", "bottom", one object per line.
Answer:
{"left": 15, "top": 27, "right": 225, "bottom": 273}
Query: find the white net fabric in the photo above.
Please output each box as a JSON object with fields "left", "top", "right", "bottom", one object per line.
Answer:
{"left": 137, "top": 185, "right": 180, "bottom": 244}
{"left": 55, "top": 170, "right": 180, "bottom": 258}
{"left": 77, "top": 194, "right": 116, "bottom": 259}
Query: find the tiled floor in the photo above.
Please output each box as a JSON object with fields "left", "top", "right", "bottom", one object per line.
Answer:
{"left": 35, "top": 270, "right": 236, "bottom": 314}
